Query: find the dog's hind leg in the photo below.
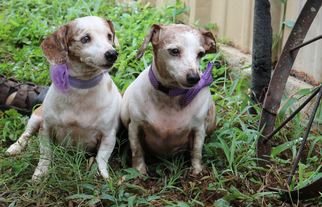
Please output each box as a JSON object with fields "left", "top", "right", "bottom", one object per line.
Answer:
{"left": 6, "top": 106, "right": 43, "bottom": 156}
{"left": 205, "top": 103, "right": 216, "bottom": 135}
{"left": 191, "top": 127, "right": 206, "bottom": 175}
{"left": 128, "top": 121, "right": 147, "bottom": 174}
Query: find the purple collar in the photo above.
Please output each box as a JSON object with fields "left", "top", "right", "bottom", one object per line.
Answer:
{"left": 149, "top": 62, "right": 214, "bottom": 107}
{"left": 50, "top": 64, "right": 106, "bottom": 92}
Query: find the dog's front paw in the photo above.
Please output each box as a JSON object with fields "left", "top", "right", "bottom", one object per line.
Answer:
{"left": 192, "top": 165, "right": 203, "bottom": 175}
{"left": 32, "top": 167, "right": 48, "bottom": 182}
{"left": 99, "top": 168, "right": 110, "bottom": 180}
{"left": 134, "top": 163, "right": 147, "bottom": 175}
{"left": 6, "top": 142, "right": 24, "bottom": 156}
{"left": 96, "top": 160, "right": 110, "bottom": 180}
{"left": 31, "top": 173, "right": 42, "bottom": 182}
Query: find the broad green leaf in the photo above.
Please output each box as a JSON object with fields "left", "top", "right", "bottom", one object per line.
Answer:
{"left": 271, "top": 138, "right": 302, "bottom": 157}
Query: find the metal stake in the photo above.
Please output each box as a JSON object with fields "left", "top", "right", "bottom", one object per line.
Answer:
{"left": 287, "top": 86, "right": 322, "bottom": 185}
{"left": 290, "top": 35, "right": 322, "bottom": 52}
{"left": 263, "top": 86, "right": 321, "bottom": 143}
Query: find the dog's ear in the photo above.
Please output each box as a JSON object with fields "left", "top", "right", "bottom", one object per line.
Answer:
{"left": 106, "top": 20, "right": 119, "bottom": 47}
{"left": 136, "top": 24, "right": 162, "bottom": 59}
{"left": 41, "top": 25, "right": 69, "bottom": 65}
{"left": 200, "top": 29, "right": 217, "bottom": 53}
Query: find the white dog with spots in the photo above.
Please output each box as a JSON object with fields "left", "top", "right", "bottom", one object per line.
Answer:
{"left": 121, "top": 24, "right": 217, "bottom": 175}
{"left": 6, "top": 16, "right": 121, "bottom": 180}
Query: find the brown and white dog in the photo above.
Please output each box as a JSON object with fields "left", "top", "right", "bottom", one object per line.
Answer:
{"left": 120, "top": 24, "right": 217, "bottom": 175}
{"left": 6, "top": 16, "right": 121, "bottom": 180}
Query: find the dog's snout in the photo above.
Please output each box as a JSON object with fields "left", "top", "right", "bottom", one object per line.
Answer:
{"left": 104, "top": 50, "right": 118, "bottom": 62}
{"left": 186, "top": 72, "right": 200, "bottom": 85}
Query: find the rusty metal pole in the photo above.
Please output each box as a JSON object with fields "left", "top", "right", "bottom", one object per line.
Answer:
{"left": 256, "top": 0, "right": 322, "bottom": 167}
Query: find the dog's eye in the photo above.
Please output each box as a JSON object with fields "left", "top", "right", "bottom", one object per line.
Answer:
{"left": 107, "top": 33, "right": 113, "bottom": 41}
{"left": 197, "top": 51, "right": 205, "bottom": 59}
{"left": 80, "top": 35, "right": 91, "bottom": 44}
{"left": 168, "top": 48, "right": 180, "bottom": 56}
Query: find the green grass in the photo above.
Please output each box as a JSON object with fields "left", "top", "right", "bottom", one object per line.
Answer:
{"left": 0, "top": 0, "right": 321, "bottom": 206}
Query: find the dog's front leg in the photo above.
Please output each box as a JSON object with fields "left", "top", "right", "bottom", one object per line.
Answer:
{"left": 191, "top": 127, "right": 206, "bottom": 175}
{"left": 6, "top": 113, "right": 42, "bottom": 156}
{"left": 32, "top": 123, "right": 52, "bottom": 181}
{"left": 129, "top": 121, "right": 147, "bottom": 174}
{"left": 96, "top": 129, "right": 116, "bottom": 179}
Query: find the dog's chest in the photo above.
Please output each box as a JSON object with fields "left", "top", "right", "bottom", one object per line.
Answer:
{"left": 45, "top": 88, "right": 111, "bottom": 149}
{"left": 50, "top": 107, "right": 103, "bottom": 149}
{"left": 58, "top": 108, "right": 99, "bottom": 128}
{"left": 140, "top": 105, "right": 195, "bottom": 155}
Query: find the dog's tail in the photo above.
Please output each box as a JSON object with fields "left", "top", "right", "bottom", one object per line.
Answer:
{"left": 6, "top": 106, "right": 43, "bottom": 156}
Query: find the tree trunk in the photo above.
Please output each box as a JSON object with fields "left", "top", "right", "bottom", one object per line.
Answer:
{"left": 251, "top": 0, "right": 272, "bottom": 113}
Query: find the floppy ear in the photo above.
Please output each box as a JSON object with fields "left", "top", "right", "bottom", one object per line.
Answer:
{"left": 106, "top": 20, "right": 119, "bottom": 47}
{"left": 136, "top": 24, "right": 162, "bottom": 59}
{"left": 200, "top": 29, "right": 217, "bottom": 53}
{"left": 41, "top": 25, "right": 69, "bottom": 65}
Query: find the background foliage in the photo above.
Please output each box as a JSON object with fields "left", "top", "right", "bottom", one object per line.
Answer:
{"left": 0, "top": 0, "right": 321, "bottom": 206}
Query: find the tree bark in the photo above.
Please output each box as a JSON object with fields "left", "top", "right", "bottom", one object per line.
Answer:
{"left": 251, "top": 0, "right": 272, "bottom": 112}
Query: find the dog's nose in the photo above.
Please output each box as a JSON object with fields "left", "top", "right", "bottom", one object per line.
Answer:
{"left": 186, "top": 73, "right": 200, "bottom": 85}
{"left": 104, "top": 50, "right": 118, "bottom": 62}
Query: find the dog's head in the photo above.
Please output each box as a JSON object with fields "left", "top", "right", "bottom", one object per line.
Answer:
{"left": 137, "top": 24, "right": 216, "bottom": 88}
{"left": 41, "top": 16, "right": 119, "bottom": 72}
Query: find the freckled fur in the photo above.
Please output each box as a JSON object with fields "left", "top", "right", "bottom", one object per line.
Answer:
{"left": 6, "top": 16, "right": 122, "bottom": 181}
